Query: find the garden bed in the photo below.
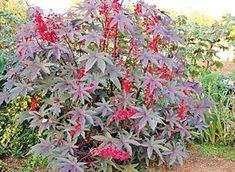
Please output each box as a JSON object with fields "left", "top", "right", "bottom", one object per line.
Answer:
{"left": 1, "top": 144, "right": 235, "bottom": 172}
{"left": 171, "top": 144, "right": 235, "bottom": 172}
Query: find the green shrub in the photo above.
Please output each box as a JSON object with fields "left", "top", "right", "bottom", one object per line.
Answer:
{"left": 0, "top": 11, "right": 25, "bottom": 75}
{"left": 199, "top": 71, "right": 228, "bottom": 102}
{"left": 0, "top": 95, "right": 41, "bottom": 157}
{"left": 9, "top": 155, "right": 49, "bottom": 172}
{"left": 198, "top": 70, "right": 235, "bottom": 145}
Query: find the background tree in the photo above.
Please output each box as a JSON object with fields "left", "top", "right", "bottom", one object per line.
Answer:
{"left": 175, "top": 15, "right": 228, "bottom": 77}
{"left": 0, "top": 0, "right": 28, "bottom": 75}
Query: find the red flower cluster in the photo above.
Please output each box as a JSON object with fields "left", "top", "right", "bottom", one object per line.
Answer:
{"left": 145, "top": 83, "right": 154, "bottom": 106}
{"left": 85, "top": 83, "right": 95, "bottom": 93}
{"left": 112, "top": 0, "right": 121, "bottom": 13}
{"left": 100, "top": 16, "right": 118, "bottom": 52}
{"left": 77, "top": 68, "right": 86, "bottom": 80}
{"left": 144, "top": 15, "right": 159, "bottom": 34}
{"left": 147, "top": 65, "right": 173, "bottom": 80}
{"left": 117, "top": 56, "right": 126, "bottom": 66}
{"left": 94, "top": 145, "right": 131, "bottom": 161}
{"left": 103, "top": 17, "right": 118, "bottom": 39}
{"left": 178, "top": 99, "right": 185, "bottom": 120}
{"left": 122, "top": 70, "right": 132, "bottom": 94}
{"left": 29, "top": 98, "right": 39, "bottom": 111}
{"left": 155, "top": 65, "right": 173, "bottom": 79}
{"left": 70, "top": 118, "right": 81, "bottom": 137}
{"left": 144, "top": 65, "right": 172, "bottom": 106}
{"left": 111, "top": 108, "right": 137, "bottom": 122}
{"left": 148, "top": 35, "right": 160, "bottom": 53}
{"left": 99, "top": 3, "right": 109, "bottom": 16}
{"left": 34, "top": 11, "right": 60, "bottom": 43}
{"left": 134, "top": 3, "right": 142, "bottom": 15}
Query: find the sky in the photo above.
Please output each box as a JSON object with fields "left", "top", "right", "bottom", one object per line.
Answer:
{"left": 27, "top": 0, "right": 235, "bottom": 19}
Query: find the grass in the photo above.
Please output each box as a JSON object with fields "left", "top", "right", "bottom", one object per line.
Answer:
{"left": 12, "top": 155, "right": 48, "bottom": 172}
{"left": 196, "top": 143, "right": 235, "bottom": 161}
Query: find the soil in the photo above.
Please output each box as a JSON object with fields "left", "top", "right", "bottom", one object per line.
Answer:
{"left": 0, "top": 156, "right": 47, "bottom": 172}
{"left": 170, "top": 156, "right": 235, "bottom": 172}
{"left": 220, "top": 62, "right": 235, "bottom": 74}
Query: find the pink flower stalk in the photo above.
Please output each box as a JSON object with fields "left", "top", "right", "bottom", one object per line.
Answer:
{"left": 111, "top": 108, "right": 137, "bottom": 122}
{"left": 144, "top": 83, "right": 153, "bottom": 106}
{"left": 155, "top": 65, "right": 173, "bottom": 79}
{"left": 112, "top": 0, "right": 121, "bottom": 13}
{"left": 130, "top": 38, "right": 138, "bottom": 56}
{"left": 94, "top": 145, "right": 131, "bottom": 161}
{"left": 122, "top": 70, "right": 132, "bottom": 94}
{"left": 134, "top": 3, "right": 142, "bottom": 15}
{"left": 34, "top": 11, "right": 60, "bottom": 43}
{"left": 178, "top": 99, "right": 185, "bottom": 120}
{"left": 144, "top": 15, "right": 159, "bottom": 34}
{"left": 148, "top": 35, "right": 160, "bottom": 53}
{"left": 99, "top": 3, "right": 109, "bottom": 16}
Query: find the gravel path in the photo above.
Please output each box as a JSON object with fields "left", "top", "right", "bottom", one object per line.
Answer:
{"left": 169, "top": 156, "right": 235, "bottom": 172}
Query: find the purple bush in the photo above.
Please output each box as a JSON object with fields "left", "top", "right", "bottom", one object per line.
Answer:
{"left": 0, "top": 0, "right": 213, "bottom": 171}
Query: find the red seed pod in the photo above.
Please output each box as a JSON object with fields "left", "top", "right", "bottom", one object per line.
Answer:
{"left": 29, "top": 98, "right": 39, "bottom": 111}
{"left": 178, "top": 99, "right": 185, "bottom": 120}
{"left": 134, "top": 3, "right": 142, "bottom": 15}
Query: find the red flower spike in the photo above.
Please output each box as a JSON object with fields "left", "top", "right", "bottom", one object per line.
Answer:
{"left": 130, "top": 38, "right": 138, "bottom": 56}
{"left": 144, "top": 15, "right": 159, "bottom": 34}
{"left": 34, "top": 11, "right": 60, "bottom": 43}
{"left": 103, "top": 17, "right": 118, "bottom": 39}
{"left": 155, "top": 65, "right": 173, "bottom": 79}
{"left": 99, "top": 3, "right": 109, "bottom": 16}
{"left": 69, "top": 130, "right": 76, "bottom": 138}
{"left": 144, "top": 83, "right": 153, "bottom": 106}
{"left": 148, "top": 35, "right": 160, "bottom": 53}
{"left": 122, "top": 70, "right": 132, "bottom": 94}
